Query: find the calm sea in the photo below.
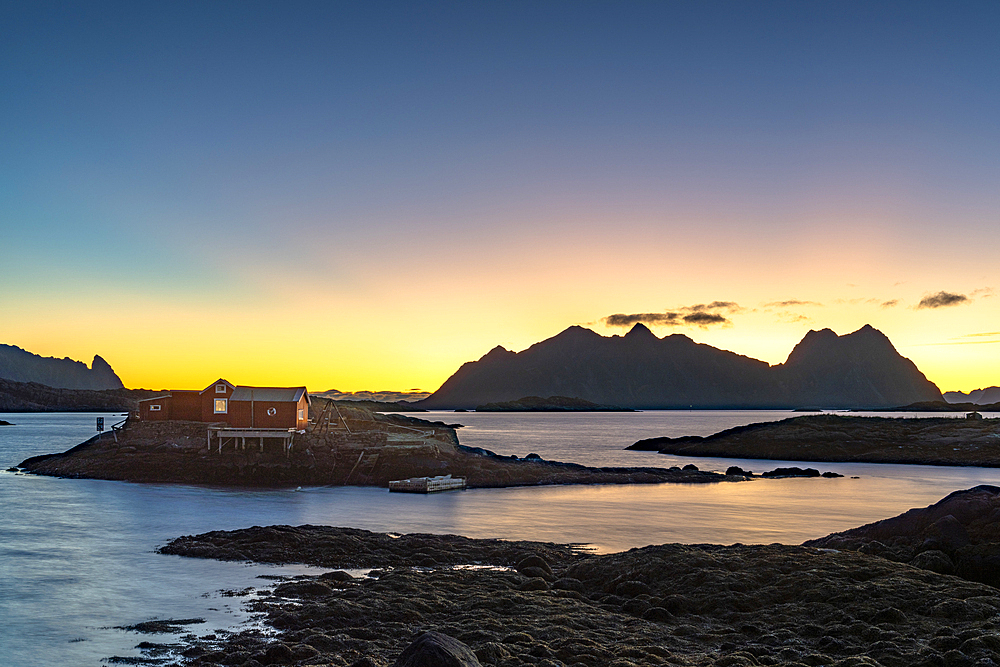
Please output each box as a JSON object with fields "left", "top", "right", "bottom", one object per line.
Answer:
{"left": 2, "top": 410, "right": 999, "bottom": 666}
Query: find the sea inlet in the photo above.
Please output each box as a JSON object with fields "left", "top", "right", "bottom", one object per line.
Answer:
{"left": 2, "top": 410, "right": 999, "bottom": 665}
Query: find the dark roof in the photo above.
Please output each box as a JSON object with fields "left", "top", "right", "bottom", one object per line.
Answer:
{"left": 137, "top": 395, "right": 171, "bottom": 403}
{"left": 229, "top": 386, "right": 308, "bottom": 403}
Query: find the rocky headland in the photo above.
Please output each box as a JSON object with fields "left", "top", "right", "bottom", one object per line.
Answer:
{"left": 0, "top": 343, "right": 124, "bottom": 389}
{"left": 628, "top": 414, "right": 1000, "bottom": 467}
{"left": 15, "top": 408, "right": 724, "bottom": 488}
{"left": 140, "top": 488, "right": 1000, "bottom": 667}
{"left": 806, "top": 485, "right": 1000, "bottom": 587}
{"left": 0, "top": 377, "right": 161, "bottom": 412}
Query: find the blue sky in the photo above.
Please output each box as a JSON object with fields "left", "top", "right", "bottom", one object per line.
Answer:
{"left": 2, "top": 1, "right": 998, "bottom": 390}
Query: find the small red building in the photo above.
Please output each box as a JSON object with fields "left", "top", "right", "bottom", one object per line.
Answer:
{"left": 227, "top": 386, "right": 310, "bottom": 430}
{"left": 138, "top": 379, "right": 308, "bottom": 429}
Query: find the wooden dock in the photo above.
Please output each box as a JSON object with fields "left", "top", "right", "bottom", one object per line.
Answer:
{"left": 388, "top": 474, "right": 467, "bottom": 493}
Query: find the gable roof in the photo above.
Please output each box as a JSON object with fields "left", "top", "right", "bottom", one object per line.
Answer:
{"left": 200, "top": 378, "right": 236, "bottom": 394}
{"left": 229, "top": 386, "right": 308, "bottom": 403}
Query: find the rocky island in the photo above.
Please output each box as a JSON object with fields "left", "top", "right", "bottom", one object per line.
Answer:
{"left": 16, "top": 403, "right": 724, "bottom": 488}
{"left": 125, "top": 486, "right": 1000, "bottom": 667}
{"left": 628, "top": 414, "right": 1000, "bottom": 467}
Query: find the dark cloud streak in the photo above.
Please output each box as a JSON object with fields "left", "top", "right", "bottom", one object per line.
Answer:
{"left": 683, "top": 312, "right": 727, "bottom": 325}
{"left": 604, "top": 301, "right": 740, "bottom": 329}
{"left": 917, "top": 291, "right": 969, "bottom": 309}
{"left": 762, "top": 299, "right": 822, "bottom": 308}
{"left": 603, "top": 312, "right": 680, "bottom": 327}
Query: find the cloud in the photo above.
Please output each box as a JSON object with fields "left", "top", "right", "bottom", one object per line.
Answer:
{"left": 972, "top": 287, "right": 995, "bottom": 298}
{"left": 917, "top": 291, "right": 970, "bottom": 309}
{"left": 880, "top": 299, "right": 900, "bottom": 308}
{"left": 603, "top": 312, "right": 680, "bottom": 327}
{"left": 683, "top": 312, "right": 728, "bottom": 326}
{"left": 603, "top": 301, "right": 740, "bottom": 329}
{"left": 916, "top": 331, "right": 1000, "bottom": 346}
{"left": 959, "top": 331, "right": 1000, "bottom": 338}
{"left": 762, "top": 299, "right": 822, "bottom": 308}
{"left": 686, "top": 301, "right": 744, "bottom": 313}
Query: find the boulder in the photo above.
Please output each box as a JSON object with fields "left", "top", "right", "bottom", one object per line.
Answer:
{"left": 392, "top": 631, "right": 482, "bottom": 667}
{"left": 516, "top": 554, "right": 553, "bottom": 576}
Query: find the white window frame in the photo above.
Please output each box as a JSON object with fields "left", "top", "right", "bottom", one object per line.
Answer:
{"left": 214, "top": 398, "right": 228, "bottom": 414}
{"left": 215, "top": 384, "right": 227, "bottom": 394}
{"left": 297, "top": 408, "right": 304, "bottom": 420}
{"left": 150, "top": 404, "right": 162, "bottom": 412}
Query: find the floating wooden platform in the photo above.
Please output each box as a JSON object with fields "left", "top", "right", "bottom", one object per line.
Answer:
{"left": 388, "top": 474, "right": 467, "bottom": 493}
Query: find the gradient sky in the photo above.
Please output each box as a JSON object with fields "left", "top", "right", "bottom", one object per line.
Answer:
{"left": 2, "top": 1, "right": 998, "bottom": 393}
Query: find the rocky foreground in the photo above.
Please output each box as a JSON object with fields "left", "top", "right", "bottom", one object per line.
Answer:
{"left": 629, "top": 414, "right": 1000, "bottom": 467}
{"left": 150, "top": 488, "right": 1000, "bottom": 667}
{"left": 807, "top": 485, "right": 1000, "bottom": 587}
{"left": 16, "top": 411, "right": 723, "bottom": 488}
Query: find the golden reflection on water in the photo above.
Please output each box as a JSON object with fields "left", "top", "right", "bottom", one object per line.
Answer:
{"left": 294, "top": 468, "right": 1000, "bottom": 554}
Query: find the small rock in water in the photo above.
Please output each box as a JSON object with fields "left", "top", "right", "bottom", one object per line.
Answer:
{"left": 761, "top": 467, "right": 820, "bottom": 478}
{"left": 682, "top": 464, "right": 699, "bottom": 471}
{"left": 392, "top": 631, "right": 482, "bottom": 667}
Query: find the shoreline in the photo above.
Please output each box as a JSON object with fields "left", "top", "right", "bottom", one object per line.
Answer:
{"left": 629, "top": 414, "right": 1000, "bottom": 468}
{"left": 15, "top": 414, "right": 732, "bottom": 489}
{"left": 145, "top": 489, "right": 1000, "bottom": 667}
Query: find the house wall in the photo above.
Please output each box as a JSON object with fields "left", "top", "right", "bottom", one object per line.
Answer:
{"left": 229, "top": 400, "right": 300, "bottom": 429}
{"left": 170, "top": 391, "right": 202, "bottom": 421}
{"left": 139, "top": 400, "right": 170, "bottom": 421}
{"left": 201, "top": 383, "right": 234, "bottom": 423}
{"left": 296, "top": 394, "right": 309, "bottom": 430}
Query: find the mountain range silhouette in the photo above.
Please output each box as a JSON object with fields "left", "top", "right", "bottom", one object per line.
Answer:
{"left": 418, "top": 324, "right": 943, "bottom": 409}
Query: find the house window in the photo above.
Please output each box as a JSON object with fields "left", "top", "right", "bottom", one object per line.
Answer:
{"left": 216, "top": 384, "right": 227, "bottom": 393}
{"left": 214, "top": 399, "right": 228, "bottom": 414}
{"left": 297, "top": 409, "right": 304, "bottom": 420}
{"left": 150, "top": 404, "right": 161, "bottom": 412}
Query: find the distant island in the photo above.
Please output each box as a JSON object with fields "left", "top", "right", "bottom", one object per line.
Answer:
{"left": 628, "top": 413, "right": 1000, "bottom": 467}
{"left": 476, "top": 395, "right": 634, "bottom": 412}
{"left": 871, "top": 400, "right": 1000, "bottom": 412}
{"left": 944, "top": 386, "right": 1000, "bottom": 405}
{"left": 416, "top": 323, "right": 943, "bottom": 410}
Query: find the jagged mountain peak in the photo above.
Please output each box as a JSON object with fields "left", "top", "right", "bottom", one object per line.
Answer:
{"left": 0, "top": 345, "right": 124, "bottom": 390}
{"left": 624, "top": 322, "right": 658, "bottom": 340}
{"left": 783, "top": 325, "right": 894, "bottom": 366}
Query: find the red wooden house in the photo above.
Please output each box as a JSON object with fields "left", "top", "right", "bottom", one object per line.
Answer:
{"left": 138, "top": 379, "right": 308, "bottom": 429}
{"left": 227, "top": 386, "right": 310, "bottom": 430}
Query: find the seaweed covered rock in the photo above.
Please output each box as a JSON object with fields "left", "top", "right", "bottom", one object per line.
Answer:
{"left": 807, "top": 485, "right": 1000, "bottom": 586}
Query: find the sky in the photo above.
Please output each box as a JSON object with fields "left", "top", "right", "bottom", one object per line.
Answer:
{"left": 2, "top": 1, "right": 998, "bottom": 393}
